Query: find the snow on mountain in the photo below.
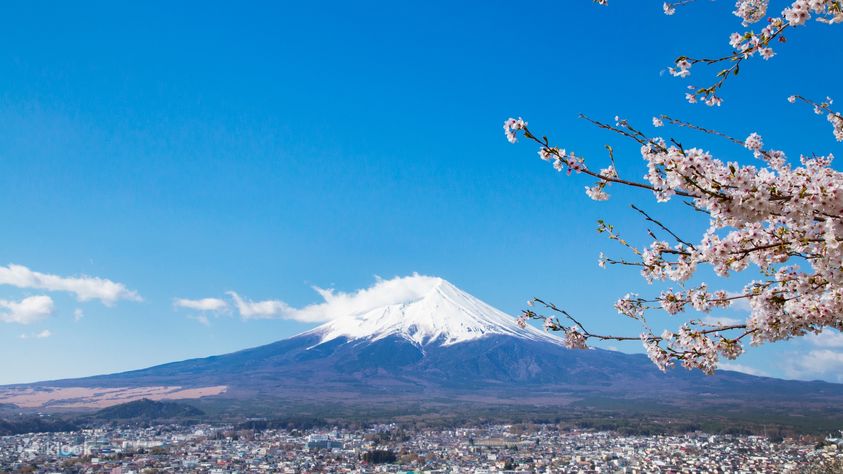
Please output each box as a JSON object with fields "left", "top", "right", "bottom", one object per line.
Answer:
{"left": 303, "top": 277, "right": 562, "bottom": 347}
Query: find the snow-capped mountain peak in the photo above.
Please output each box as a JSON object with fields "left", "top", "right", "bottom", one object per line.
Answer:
{"left": 306, "top": 277, "right": 561, "bottom": 347}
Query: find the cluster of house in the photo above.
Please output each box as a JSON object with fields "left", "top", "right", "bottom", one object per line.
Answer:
{"left": 0, "top": 423, "right": 838, "bottom": 472}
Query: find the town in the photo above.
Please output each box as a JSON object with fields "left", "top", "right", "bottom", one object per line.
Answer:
{"left": 2, "top": 423, "right": 840, "bottom": 472}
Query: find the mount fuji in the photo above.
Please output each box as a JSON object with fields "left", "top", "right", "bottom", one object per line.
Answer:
{"left": 4, "top": 277, "right": 843, "bottom": 412}
{"left": 303, "top": 277, "right": 561, "bottom": 347}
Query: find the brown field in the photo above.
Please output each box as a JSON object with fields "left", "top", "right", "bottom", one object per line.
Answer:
{"left": 0, "top": 385, "right": 227, "bottom": 409}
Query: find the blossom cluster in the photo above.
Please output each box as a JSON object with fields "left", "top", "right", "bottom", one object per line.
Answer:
{"left": 614, "top": 293, "right": 646, "bottom": 319}
{"left": 656, "top": 325, "right": 744, "bottom": 374}
{"left": 538, "top": 146, "right": 586, "bottom": 175}
{"left": 734, "top": 0, "right": 770, "bottom": 24}
{"left": 598, "top": 0, "right": 843, "bottom": 25}
{"left": 504, "top": 117, "right": 527, "bottom": 144}
{"left": 782, "top": 0, "right": 843, "bottom": 25}
{"left": 516, "top": 310, "right": 589, "bottom": 350}
{"left": 634, "top": 133, "right": 843, "bottom": 348}
{"left": 724, "top": 18, "right": 781, "bottom": 60}
{"left": 562, "top": 328, "right": 589, "bottom": 350}
{"left": 658, "top": 284, "right": 731, "bottom": 315}
{"left": 505, "top": 115, "right": 843, "bottom": 373}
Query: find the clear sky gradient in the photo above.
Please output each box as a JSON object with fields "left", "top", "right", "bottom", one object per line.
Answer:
{"left": 0, "top": 1, "right": 840, "bottom": 384}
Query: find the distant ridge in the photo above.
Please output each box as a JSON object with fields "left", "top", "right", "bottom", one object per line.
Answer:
{"left": 95, "top": 398, "right": 204, "bottom": 420}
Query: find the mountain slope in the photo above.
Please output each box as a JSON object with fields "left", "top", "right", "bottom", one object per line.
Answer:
{"left": 4, "top": 277, "right": 843, "bottom": 411}
{"left": 94, "top": 398, "right": 204, "bottom": 420}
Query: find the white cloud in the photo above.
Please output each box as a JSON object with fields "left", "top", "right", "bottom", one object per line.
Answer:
{"left": 0, "top": 296, "right": 54, "bottom": 324}
{"left": 227, "top": 274, "right": 442, "bottom": 323}
{"left": 19, "top": 329, "right": 52, "bottom": 340}
{"left": 226, "top": 291, "right": 295, "bottom": 320}
{"left": 188, "top": 314, "right": 211, "bottom": 326}
{"left": 173, "top": 297, "right": 229, "bottom": 312}
{"left": 783, "top": 350, "right": 843, "bottom": 383}
{"left": 0, "top": 264, "right": 140, "bottom": 305}
{"left": 806, "top": 330, "right": 843, "bottom": 348}
{"left": 719, "top": 362, "right": 768, "bottom": 377}
{"left": 73, "top": 308, "right": 84, "bottom": 321}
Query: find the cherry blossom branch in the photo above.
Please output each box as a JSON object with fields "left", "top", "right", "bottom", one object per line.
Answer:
{"left": 504, "top": 1, "right": 843, "bottom": 375}
{"left": 599, "top": 0, "right": 843, "bottom": 106}
{"left": 658, "top": 115, "right": 745, "bottom": 146}
{"left": 662, "top": 0, "right": 699, "bottom": 16}
{"left": 504, "top": 112, "right": 843, "bottom": 374}
{"left": 579, "top": 114, "right": 658, "bottom": 150}
{"left": 511, "top": 116, "right": 837, "bottom": 221}
{"left": 788, "top": 94, "right": 843, "bottom": 142}
{"left": 516, "top": 116, "right": 735, "bottom": 201}
{"left": 519, "top": 126, "right": 696, "bottom": 199}
{"left": 674, "top": 2, "right": 842, "bottom": 105}
{"left": 631, "top": 204, "right": 695, "bottom": 249}
{"left": 593, "top": 1, "right": 842, "bottom": 107}
{"left": 519, "top": 297, "right": 754, "bottom": 373}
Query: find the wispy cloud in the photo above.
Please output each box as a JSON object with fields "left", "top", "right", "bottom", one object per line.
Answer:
{"left": 805, "top": 330, "right": 843, "bottom": 348}
{"left": 188, "top": 314, "right": 211, "bottom": 326}
{"left": 0, "top": 296, "right": 54, "bottom": 324}
{"left": 173, "top": 297, "right": 229, "bottom": 312}
{"left": 720, "top": 362, "right": 768, "bottom": 377}
{"left": 73, "top": 308, "right": 84, "bottom": 322}
{"left": 19, "top": 329, "right": 52, "bottom": 340}
{"left": 226, "top": 291, "right": 294, "bottom": 320}
{"left": 173, "top": 297, "right": 229, "bottom": 325}
{"left": 0, "top": 264, "right": 140, "bottom": 305}
{"left": 226, "top": 274, "right": 442, "bottom": 323}
{"left": 783, "top": 350, "right": 843, "bottom": 383}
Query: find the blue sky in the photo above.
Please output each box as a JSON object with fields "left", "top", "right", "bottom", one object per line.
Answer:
{"left": 0, "top": 1, "right": 840, "bottom": 384}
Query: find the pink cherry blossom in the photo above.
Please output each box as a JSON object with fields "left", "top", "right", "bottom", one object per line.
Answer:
{"left": 504, "top": 111, "right": 843, "bottom": 374}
